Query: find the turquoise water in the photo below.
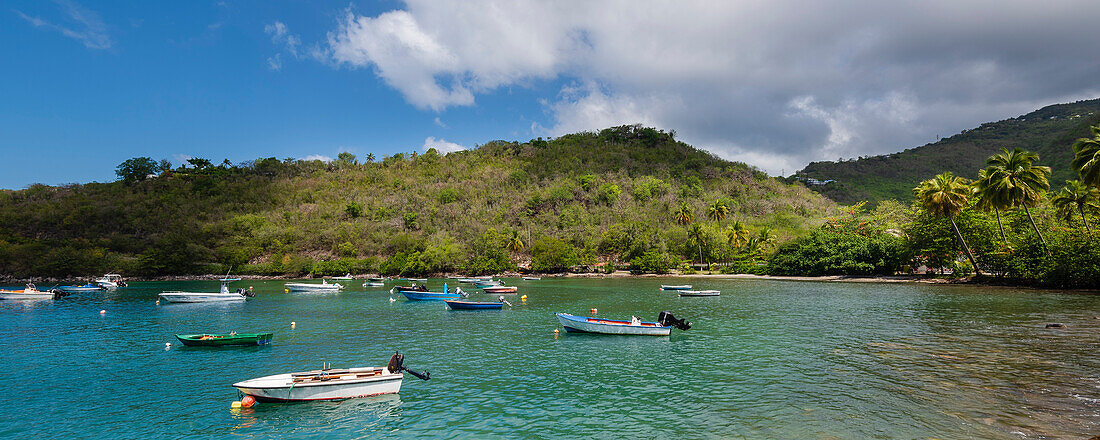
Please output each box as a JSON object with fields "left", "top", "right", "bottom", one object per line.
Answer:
{"left": 1, "top": 278, "right": 1098, "bottom": 439}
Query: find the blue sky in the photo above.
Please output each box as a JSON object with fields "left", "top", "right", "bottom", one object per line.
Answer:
{"left": 4, "top": 1, "right": 1099, "bottom": 189}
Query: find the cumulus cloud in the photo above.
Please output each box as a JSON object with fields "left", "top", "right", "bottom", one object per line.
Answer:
{"left": 301, "top": 154, "right": 333, "bottom": 162}
{"left": 16, "top": 0, "right": 112, "bottom": 50}
{"left": 266, "top": 54, "right": 283, "bottom": 71}
{"left": 319, "top": 0, "right": 1100, "bottom": 174}
{"left": 422, "top": 137, "right": 466, "bottom": 154}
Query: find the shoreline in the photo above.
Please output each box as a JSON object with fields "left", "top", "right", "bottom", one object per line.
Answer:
{"left": 6, "top": 272, "right": 1094, "bottom": 293}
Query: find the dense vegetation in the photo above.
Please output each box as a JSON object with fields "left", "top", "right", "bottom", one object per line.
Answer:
{"left": 769, "top": 124, "right": 1100, "bottom": 289}
{"left": 0, "top": 125, "right": 836, "bottom": 278}
{"left": 797, "top": 99, "right": 1100, "bottom": 205}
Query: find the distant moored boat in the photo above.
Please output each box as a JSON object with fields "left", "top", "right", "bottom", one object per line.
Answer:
{"left": 660, "top": 284, "right": 692, "bottom": 291}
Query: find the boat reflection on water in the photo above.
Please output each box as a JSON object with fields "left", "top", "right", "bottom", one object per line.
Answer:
{"left": 230, "top": 394, "right": 403, "bottom": 433}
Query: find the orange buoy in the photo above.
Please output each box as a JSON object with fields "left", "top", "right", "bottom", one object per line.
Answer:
{"left": 241, "top": 395, "right": 256, "bottom": 408}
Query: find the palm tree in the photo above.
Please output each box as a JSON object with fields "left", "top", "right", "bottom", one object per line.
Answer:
{"left": 366, "top": 153, "right": 376, "bottom": 163}
{"left": 725, "top": 221, "right": 750, "bottom": 249}
{"left": 675, "top": 203, "right": 694, "bottom": 226}
{"left": 1072, "top": 125, "right": 1100, "bottom": 188}
{"left": 687, "top": 223, "right": 706, "bottom": 266}
{"left": 506, "top": 230, "right": 525, "bottom": 253}
{"left": 755, "top": 227, "right": 776, "bottom": 251}
{"left": 971, "top": 168, "right": 1008, "bottom": 242}
{"left": 914, "top": 172, "right": 980, "bottom": 273}
{"left": 984, "top": 148, "right": 1051, "bottom": 252}
{"left": 1051, "top": 180, "right": 1099, "bottom": 233}
{"left": 707, "top": 199, "right": 729, "bottom": 225}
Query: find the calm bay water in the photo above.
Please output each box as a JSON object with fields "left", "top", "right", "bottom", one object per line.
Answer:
{"left": 1, "top": 278, "right": 1098, "bottom": 439}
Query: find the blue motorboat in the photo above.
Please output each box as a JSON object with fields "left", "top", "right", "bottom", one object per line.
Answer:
{"left": 399, "top": 283, "right": 467, "bottom": 301}
{"left": 444, "top": 300, "right": 503, "bottom": 310}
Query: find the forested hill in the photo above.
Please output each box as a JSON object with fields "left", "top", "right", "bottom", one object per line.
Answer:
{"left": 0, "top": 125, "right": 836, "bottom": 278}
{"left": 797, "top": 98, "right": 1100, "bottom": 205}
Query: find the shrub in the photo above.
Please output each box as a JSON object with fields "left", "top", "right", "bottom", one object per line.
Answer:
{"left": 530, "top": 237, "right": 580, "bottom": 273}
{"left": 629, "top": 250, "right": 678, "bottom": 274}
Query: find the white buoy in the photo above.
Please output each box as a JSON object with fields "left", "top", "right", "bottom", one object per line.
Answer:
{"left": 389, "top": 297, "right": 395, "bottom": 303}
{"left": 291, "top": 321, "right": 296, "bottom": 328}
{"left": 99, "top": 310, "right": 106, "bottom": 315}
{"left": 165, "top": 342, "right": 172, "bottom": 350}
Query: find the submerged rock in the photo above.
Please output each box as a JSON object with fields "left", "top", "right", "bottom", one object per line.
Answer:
{"left": 1045, "top": 323, "right": 1066, "bottom": 329}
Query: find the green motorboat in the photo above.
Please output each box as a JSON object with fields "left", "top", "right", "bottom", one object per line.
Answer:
{"left": 175, "top": 333, "right": 273, "bottom": 347}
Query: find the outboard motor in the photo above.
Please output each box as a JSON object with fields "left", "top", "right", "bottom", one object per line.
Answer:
{"left": 657, "top": 311, "right": 692, "bottom": 331}
{"left": 239, "top": 288, "right": 257, "bottom": 297}
{"left": 387, "top": 351, "right": 430, "bottom": 380}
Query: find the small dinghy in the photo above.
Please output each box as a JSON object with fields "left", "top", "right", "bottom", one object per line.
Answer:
{"left": 522, "top": 276, "right": 541, "bottom": 281}
{"left": 483, "top": 286, "right": 517, "bottom": 294}
{"left": 0, "top": 284, "right": 57, "bottom": 300}
{"left": 285, "top": 280, "right": 343, "bottom": 292}
{"left": 660, "top": 284, "right": 692, "bottom": 291}
{"left": 58, "top": 283, "right": 104, "bottom": 293}
{"left": 555, "top": 311, "right": 691, "bottom": 336}
{"left": 176, "top": 332, "right": 273, "bottom": 347}
{"left": 404, "top": 278, "right": 428, "bottom": 282}
{"left": 363, "top": 281, "right": 385, "bottom": 287}
{"left": 333, "top": 273, "right": 354, "bottom": 281}
{"left": 445, "top": 300, "right": 505, "bottom": 310}
{"left": 399, "top": 288, "right": 467, "bottom": 301}
{"left": 159, "top": 284, "right": 255, "bottom": 303}
{"left": 678, "top": 290, "right": 720, "bottom": 297}
{"left": 232, "top": 352, "right": 429, "bottom": 402}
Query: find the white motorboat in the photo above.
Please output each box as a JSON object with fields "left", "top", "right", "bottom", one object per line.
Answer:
{"left": 285, "top": 280, "right": 343, "bottom": 292}
{"left": 159, "top": 284, "right": 255, "bottom": 303}
{"left": 333, "top": 273, "right": 354, "bottom": 280}
{"left": 363, "top": 282, "right": 385, "bottom": 287}
{"left": 95, "top": 274, "right": 126, "bottom": 290}
{"left": 522, "top": 276, "right": 541, "bottom": 280}
{"left": 660, "top": 284, "right": 692, "bottom": 291}
{"left": 0, "top": 284, "right": 56, "bottom": 300}
{"left": 678, "top": 290, "right": 721, "bottom": 297}
{"left": 232, "top": 352, "right": 429, "bottom": 402}
{"left": 554, "top": 312, "right": 691, "bottom": 336}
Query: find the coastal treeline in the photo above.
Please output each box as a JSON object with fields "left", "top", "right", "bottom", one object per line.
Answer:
{"left": 0, "top": 125, "right": 834, "bottom": 278}
{"left": 768, "top": 125, "right": 1100, "bottom": 288}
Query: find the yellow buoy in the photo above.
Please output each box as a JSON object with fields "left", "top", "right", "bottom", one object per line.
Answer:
{"left": 231, "top": 401, "right": 242, "bottom": 409}
{"left": 284, "top": 288, "right": 289, "bottom": 293}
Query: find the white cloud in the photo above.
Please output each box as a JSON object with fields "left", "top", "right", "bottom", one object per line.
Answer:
{"left": 318, "top": 0, "right": 1100, "bottom": 174}
{"left": 266, "top": 54, "right": 282, "bottom": 71}
{"left": 422, "top": 137, "right": 466, "bottom": 154}
{"left": 265, "top": 21, "right": 301, "bottom": 57}
{"left": 16, "top": 0, "right": 112, "bottom": 50}
{"left": 302, "top": 154, "right": 333, "bottom": 162}
{"left": 433, "top": 117, "right": 446, "bottom": 128}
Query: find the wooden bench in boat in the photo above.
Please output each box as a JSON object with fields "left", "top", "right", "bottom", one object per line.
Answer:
{"left": 290, "top": 368, "right": 385, "bottom": 383}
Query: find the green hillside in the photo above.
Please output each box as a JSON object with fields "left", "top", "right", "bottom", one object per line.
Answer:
{"left": 797, "top": 98, "right": 1100, "bottom": 204}
{"left": 0, "top": 125, "right": 836, "bottom": 278}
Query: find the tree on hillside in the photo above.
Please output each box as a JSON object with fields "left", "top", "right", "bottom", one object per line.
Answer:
{"left": 187, "top": 157, "right": 213, "bottom": 169}
{"left": 366, "top": 153, "right": 376, "bottom": 163}
{"left": 1051, "top": 180, "right": 1099, "bottom": 233}
{"left": 984, "top": 148, "right": 1051, "bottom": 253}
{"left": 972, "top": 168, "right": 1008, "bottom": 242}
{"left": 708, "top": 199, "right": 729, "bottom": 225}
{"left": 115, "top": 157, "right": 159, "bottom": 184}
{"left": 675, "top": 203, "right": 694, "bottom": 225}
{"left": 507, "top": 230, "right": 525, "bottom": 253}
{"left": 336, "top": 152, "right": 357, "bottom": 167}
{"left": 687, "top": 223, "right": 706, "bottom": 265}
{"left": 1073, "top": 125, "right": 1100, "bottom": 188}
{"left": 914, "top": 172, "right": 980, "bottom": 273}
{"left": 725, "top": 221, "right": 750, "bottom": 249}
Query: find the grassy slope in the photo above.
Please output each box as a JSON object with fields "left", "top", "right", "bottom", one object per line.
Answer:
{"left": 797, "top": 99, "right": 1100, "bottom": 205}
{"left": 0, "top": 126, "right": 836, "bottom": 277}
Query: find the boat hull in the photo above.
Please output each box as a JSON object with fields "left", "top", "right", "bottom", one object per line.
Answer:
{"left": 234, "top": 368, "right": 403, "bottom": 402}
{"left": 660, "top": 285, "right": 692, "bottom": 291}
{"left": 0, "top": 291, "right": 54, "bottom": 300}
{"left": 483, "top": 287, "right": 517, "bottom": 294}
{"left": 176, "top": 333, "right": 273, "bottom": 346}
{"left": 445, "top": 300, "right": 503, "bottom": 310}
{"left": 402, "top": 291, "right": 461, "bottom": 301}
{"left": 58, "top": 285, "right": 102, "bottom": 293}
{"left": 285, "top": 283, "right": 342, "bottom": 292}
{"left": 159, "top": 292, "right": 246, "bottom": 303}
{"left": 555, "top": 313, "right": 671, "bottom": 336}
{"left": 679, "top": 290, "right": 720, "bottom": 297}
